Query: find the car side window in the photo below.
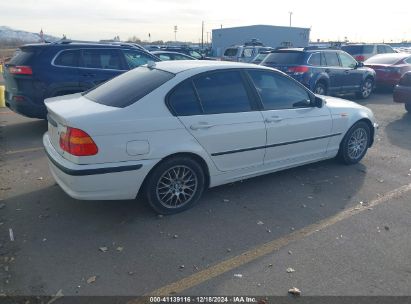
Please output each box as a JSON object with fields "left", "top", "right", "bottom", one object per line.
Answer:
{"left": 189, "top": 51, "right": 202, "bottom": 59}
{"left": 384, "top": 46, "right": 395, "bottom": 53}
{"left": 308, "top": 52, "right": 322, "bottom": 66}
{"left": 81, "top": 49, "right": 123, "bottom": 70}
{"left": 377, "top": 45, "right": 385, "bottom": 54}
{"left": 158, "top": 54, "right": 172, "bottom": 61}
{"left": 192, "top": 71, "right": 253, "bottom": 114}
{"left": 243, "top": 48, "right": 254, "bottom": 58}
{"left": 405, "top": 57, "right": 411, "bottom": 64}
{"left": 168, "top": 80, "right": 202, "bottom": 116}
{"left": 174, "top": 54, "right": 189, "bottom": 60}
{"left": 324, "top": 52, "right": 340, "bottom": 67}
{"left": 122, "top": 49, "right": 154, "bottom": 68}
{"left": 339, "top": 52, "right": 357, "bottom": 68}
{"left": 54, "top": 50, "right": 80, "bottom": 67}
{"left": 247, "top": 70, "right": 311, "bottom": 110}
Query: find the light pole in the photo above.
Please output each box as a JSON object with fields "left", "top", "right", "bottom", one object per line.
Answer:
{"left": 289, "top": 11, "right": 293, "bottom": 27}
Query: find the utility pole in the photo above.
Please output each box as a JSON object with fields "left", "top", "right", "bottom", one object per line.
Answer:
{"left": 174, "top": 25, "right": 178, "bottom": 42}
{"left": 201, "top": 21, "right": 204, "bottom": 49}
{"left": 289, "top": 11, "right": 293, "bottom": 27}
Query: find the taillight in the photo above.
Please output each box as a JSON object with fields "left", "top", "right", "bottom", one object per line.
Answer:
{"left": 8, "top": 66, "right": 33, "bottom": 75}
{"left": 59, "top": 127, "right": 98, "bottom": 156}
{"left": 287, "top": 66, "right": 310, "bottom": 74}
{"left": 355, "top": 55, "right": 365, "bottom": 62}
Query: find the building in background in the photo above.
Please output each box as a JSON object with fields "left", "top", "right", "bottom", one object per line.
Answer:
{"left": 211, "top": 25, "right": 310, "bottom": 57}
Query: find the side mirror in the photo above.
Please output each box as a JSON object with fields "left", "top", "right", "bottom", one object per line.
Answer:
{"left": 314, "top": 96, "right": 324, "bottom": 108}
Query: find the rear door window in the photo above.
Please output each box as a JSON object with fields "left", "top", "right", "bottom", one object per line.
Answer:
{"left": 54, "top": 50, "right": 80, "bottom": 67}
{"left": 308, "top": 52, "right": 322, "bottom": 66}
{"left": 85, "top": 67, "right": 174, "bottom": 107}
{"left": 81, "top": 49, "right": 124, "bottom": 70}
{"left": 192, "top": 70, "right": 253, "bottom": 114}
{"left": 324, "top": 52, "right": 341, "bottom": 67}
{"left": 168, "top": 80, "right": 202, "bottom": 116}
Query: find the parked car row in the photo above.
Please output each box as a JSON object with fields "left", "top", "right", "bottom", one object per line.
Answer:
{"left": 259, "top": 47, "right": 376, "bottom": 99}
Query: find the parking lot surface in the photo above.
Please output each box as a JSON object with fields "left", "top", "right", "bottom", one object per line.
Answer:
{"left": 0, "top": 92, "right": 411, "bottom": 297}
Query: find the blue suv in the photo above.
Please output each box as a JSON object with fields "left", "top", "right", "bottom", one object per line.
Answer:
{"left": 3, "top": 41, "right": 160, "bottom": 118}
{"left": 260, "top": 47, "right": 376, "bottom": 99}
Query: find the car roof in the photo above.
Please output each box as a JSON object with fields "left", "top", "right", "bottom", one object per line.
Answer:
{"left": 152, "top": 60, "right": 271, "bottom": 74}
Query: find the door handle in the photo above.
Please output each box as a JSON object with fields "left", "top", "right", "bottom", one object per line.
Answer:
{"left": 344, "top": 70, "right": 350, "bottom": 73}
{"left": 265, "top": 116, "right": 283, "bottom": 123}
{"left": 190, "top": 122, "right": 215, "bottom": 130}
{"left": 325, "top": 69, "right": 330, "bottom": 73}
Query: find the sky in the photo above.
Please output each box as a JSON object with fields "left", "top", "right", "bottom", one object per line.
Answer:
{"left": 1, "top": 0, "right": 410, "bottom": 43}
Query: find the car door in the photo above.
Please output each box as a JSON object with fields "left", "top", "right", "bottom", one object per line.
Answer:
{"left": 338, "top": 52, "right": 363, "bottom": 92}
{"left": 246, "top": 70, "right": 333, "bottom": 166}
{"left": 323, "top": 51, "right": 344, "bottom": 94}
{"left": 170, "top": 70, "right": 266, "bottom": 172}
{"left": 79, "top": 48, "right": 126, "bottom": 91}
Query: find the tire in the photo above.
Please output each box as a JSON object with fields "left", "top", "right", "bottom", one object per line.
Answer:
{"left": 337, "top": 121, "right": 371, "bottom": 165}
{"left": 144, "top": 156, "right": 206, "bottom": 214}
{"left": 314, "top": 82, "right": 327, "bottom": 95}
{"left": 356, "top": 78, "right": 373, "bottom": 99}
{"left": 405, "top": 103, "right": 411, "bottom": 113}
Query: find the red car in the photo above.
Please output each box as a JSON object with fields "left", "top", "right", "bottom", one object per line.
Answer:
{"left": 393, "top": 72, "right": 411, "bottom": 113}
{"left": 364, "top": 53, "right": 411, "bottom": 88}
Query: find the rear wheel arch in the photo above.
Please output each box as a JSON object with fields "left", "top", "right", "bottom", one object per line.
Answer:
{"left": 140, "top": 152, "right": 210, "bottom": 214}
{"left": 140, "top": 152, "right": 211, "bottom": 197}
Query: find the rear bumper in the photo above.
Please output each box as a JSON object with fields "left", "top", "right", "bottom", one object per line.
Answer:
{"left": 43, "top": 133, "right": 159, "bottom": 200}
{"left": 6, "top": 91, "right": 47, "bottom": 119}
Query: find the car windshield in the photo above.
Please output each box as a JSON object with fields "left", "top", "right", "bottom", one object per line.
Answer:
{"left": 365, "top": 55, "right": 405, "bottom": 65}
{"left": 342, "top": 45, "right": 374, "bottom": 54}
{"left": 224, "top": 48, "right": 239, "bottom": 57}
{"left": 262, "top": 52, "right": 304, "bottom": 65}
{"left": 85, "top": 66, "right": 174, "bottom": 108}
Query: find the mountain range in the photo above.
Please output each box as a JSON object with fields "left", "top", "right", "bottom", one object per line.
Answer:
{"left": 0, "top": 26, "right": 59, "bottom": 44}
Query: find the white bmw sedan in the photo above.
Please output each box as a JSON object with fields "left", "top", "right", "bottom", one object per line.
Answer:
{"left": 43, "top": 61, "right": 377, "bottom": 214}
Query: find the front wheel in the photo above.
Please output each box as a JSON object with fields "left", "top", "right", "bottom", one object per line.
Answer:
{"left": 405, "top": 103, "right": 411, "bottom": 113}
{"left": 356, "top": 78, "right": 373, "bottom": 99}
{"left": 337, "top": 121, "right": 371, "bottom": 165}
{"left": 144, "top": 156, "right": 206, "bottom": 214}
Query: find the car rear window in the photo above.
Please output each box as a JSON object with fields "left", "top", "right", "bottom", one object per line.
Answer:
{"left": 342, "top": 45, "right": 374, "bottom": 55}
{"left": 261, "top": 52, "right": 304, "bottom": 65}
{"left": 84, "top": 66, "right": 174, "bottom": 108}
{"left": 365, "top": 55, "right": 405, "bottom": 65}
{"left": 9, "top": 48, "right": 36, "bottom": 65}
{"left": 224, "top": 48, "right": 239, "bottom": 57}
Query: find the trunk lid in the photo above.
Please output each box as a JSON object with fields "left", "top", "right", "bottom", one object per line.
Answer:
{"left": 45, "top": 93, "right": 118, "bottom": 156}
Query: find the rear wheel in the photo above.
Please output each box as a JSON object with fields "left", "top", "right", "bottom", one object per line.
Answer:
{"left": 405, "top": 103, "right": 411, "bottom": 113}
{"left": 314, "top": 82, "right": 327, "bottom": 95}
{"left": 144, "top": 156, "right": 206, "bottom": 214}
{"left": 356, "top": 78, "right": 373, "bottom": 99}
{"left": 337, "top": 121, "right": 371, "bottom": 165}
